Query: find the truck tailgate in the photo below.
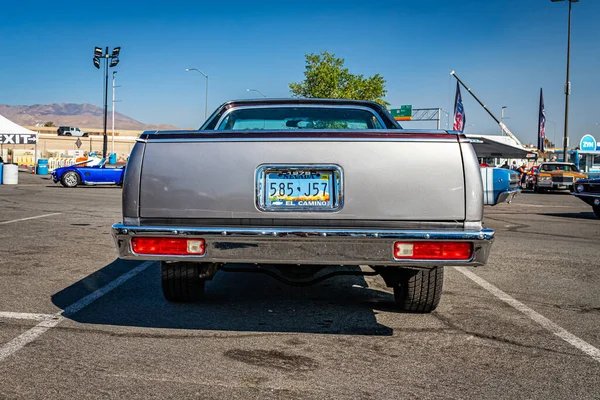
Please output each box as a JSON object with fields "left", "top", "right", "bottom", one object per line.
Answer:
{"left": 138, "top": 135, "right": 466, "bottom": 221}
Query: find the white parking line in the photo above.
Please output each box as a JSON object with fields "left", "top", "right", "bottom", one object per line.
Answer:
{"left": 0, "top": 261, "right": 156, "bottom": 362}
{"left": 0, "top": 317, "right": 63, "bottom": 362}
{"left": 0, "top": 213, "right": 62, "bottom": 225}
{"left": 455, "top": 267, "right": 600, "bottom": 363}
{"left": 0, "top": 312, "right": 56, "bottom": 321}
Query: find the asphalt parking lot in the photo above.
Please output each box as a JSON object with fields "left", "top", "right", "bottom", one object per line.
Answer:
{"left": 1, "top": 173, "right": 599, "bottom": 399}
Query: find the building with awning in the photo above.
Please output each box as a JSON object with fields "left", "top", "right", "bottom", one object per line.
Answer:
{"left": 466, "top": 134, "right": 535, "bottom": 160}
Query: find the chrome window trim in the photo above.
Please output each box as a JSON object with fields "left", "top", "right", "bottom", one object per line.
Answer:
{"left": 255, "top": 164, "right": 344, "bottom": 213}
{"left": 137, "top": 136, "right": 457, "bottom": 144}
{"left": 214, "top": 104, "right": 387, "bottom": 130}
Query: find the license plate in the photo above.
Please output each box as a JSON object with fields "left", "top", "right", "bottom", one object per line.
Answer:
{"left": 256, "top": 165, "right": 343, "bottom": 212}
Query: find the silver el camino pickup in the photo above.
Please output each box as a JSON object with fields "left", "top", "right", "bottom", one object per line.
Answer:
{"left": 112, "top": 99, "right": 498, "bottom": 313}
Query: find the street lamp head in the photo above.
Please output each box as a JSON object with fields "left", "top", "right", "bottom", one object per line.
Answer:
{"left": 94, "top": 47, "right": 103, "bottom": 57}
{"left": 111, "top": 47, "right": 121, "bottom": 57}
{"left": 109, "top": 58, "right": 119, "bottom": 68}
{"left": 93, "top": 57, "right": 100, "bottom": 69}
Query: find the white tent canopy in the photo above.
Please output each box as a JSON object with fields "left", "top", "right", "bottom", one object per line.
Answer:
{"left": 0, "top": 114, "right": 38, "bottom": 144}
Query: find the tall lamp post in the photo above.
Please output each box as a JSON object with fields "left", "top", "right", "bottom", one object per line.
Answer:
{"left": 500, "top": 106, "right": 507, "bottom": 135}
{"left": 185, "top": 68, "right": 209, "bottom": 122}
{"left": 93, "top": 46, "right": 121, "bottom": 158}
{"left": 111, "top": 71, "right": 121, "bottom": 156}
{"left": 551, "top": 0, "right": 579, "bottom": 162}
{"left": 247, "top": 88, "right": 266, "bottom": 97}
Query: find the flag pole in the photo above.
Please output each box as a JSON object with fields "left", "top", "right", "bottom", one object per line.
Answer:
{"left": 450, "top": 71, "right": 523, "bottom": 146}
{"left": 450, "top": 71, "right": 499, "bottom": 124}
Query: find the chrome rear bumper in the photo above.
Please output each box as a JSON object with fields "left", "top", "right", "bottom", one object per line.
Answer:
{"left": 112, "top": 224, "right": 495, "bottom": 267}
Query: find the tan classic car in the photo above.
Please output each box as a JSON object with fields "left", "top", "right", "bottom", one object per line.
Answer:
{"left": 534, "top": 162, "right": 587, "bottom": 193}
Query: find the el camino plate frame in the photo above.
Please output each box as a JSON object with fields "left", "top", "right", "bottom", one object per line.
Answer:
{"left": 256, "top": 164, "right": 343, "bottom": 212}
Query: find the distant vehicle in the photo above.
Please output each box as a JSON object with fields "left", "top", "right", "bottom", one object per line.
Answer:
{"left": 480, "top": 167, "right": 520, "bottom": 205}
{"left": 51, "top": 158, "right": 125, "bottom": 188}
{"left": 533, "top": 162, "right": 587, "bottom": 193}
{"left": 572, "top": 178, "right": 600, "bottom": 218}
{"left": 57, "top": 126, "right": 88, "bottom": 137}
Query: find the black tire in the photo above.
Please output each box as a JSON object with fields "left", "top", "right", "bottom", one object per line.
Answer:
{"left": 60, "top": 171, "right": 80, "bottom": 188}
{"left": 65, "top": 133, "right": 72, "bottom": 136}
{"left": 393, "top": 267, "right": 444, "bottom": 313}
{"left": 161, "top": 261, "right": 205, "bottom": 302}
{"left": 593, "top": 205, "right": 600, "bottom": 219}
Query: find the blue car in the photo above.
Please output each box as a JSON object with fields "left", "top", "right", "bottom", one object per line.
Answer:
{"left": 51, "top": 158, "right": 125, "bottom": 188}
{"left": 480, "top": 167, "right": 521, "bottom": 205}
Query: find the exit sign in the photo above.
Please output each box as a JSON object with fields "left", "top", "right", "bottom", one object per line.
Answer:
{"left": 390, "top": 105, "right": 412, "bottom": 121}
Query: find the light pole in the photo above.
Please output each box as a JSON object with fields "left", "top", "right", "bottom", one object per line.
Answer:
{"left": 247, "top": 88, "right": 266, "bottom": 97}
{"left": 93, "top": 46, "right": 120, "bottom": 158}
{"left": 500, "top": 106, "right": 507, "bottom": 135}
{"left": 185, "top": 68, "right": 209, "bottom": 122}
{"left": 551, "top": 0, "right": 579, "bottom": 162}
{"left": 111, "top": 71, "right": 121, "bottom": 157}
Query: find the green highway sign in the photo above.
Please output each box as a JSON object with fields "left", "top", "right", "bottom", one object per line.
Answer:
{"left": 390, "top": 105, "right": 412, "bottom": 121}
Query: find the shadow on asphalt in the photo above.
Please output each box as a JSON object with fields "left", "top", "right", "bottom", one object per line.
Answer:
{"left": 539, "top": 212, "right": 598, "bottom": 220}
{"left": 52, "top": 259, "right": 394, "bottom": 336}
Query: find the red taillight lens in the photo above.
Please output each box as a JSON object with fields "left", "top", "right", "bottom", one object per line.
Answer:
{"left": 131, "top": 238, "right": 205, "bottom": 255}
{"left": 393, "top": 242, "right": 472, "bottom": 260}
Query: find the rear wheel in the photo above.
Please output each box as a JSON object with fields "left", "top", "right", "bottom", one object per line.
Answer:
{"left": 392, "top": 267, "right": 444, "bottom": 313}
{"left": 60, "top": 171, "right": 80, "bottom": 188}
{"left": 161, "top": 261, "right": 206, "bottom": 302}
{"left": 593, "top": 205, "right": 600, "bottom": 219}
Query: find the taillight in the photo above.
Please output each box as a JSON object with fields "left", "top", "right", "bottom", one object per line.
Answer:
{"left": 131, "top": 238, "right": 205, "bottom": 255}
{"left": 393, "top": 242, "right": 472, "bottom": 260}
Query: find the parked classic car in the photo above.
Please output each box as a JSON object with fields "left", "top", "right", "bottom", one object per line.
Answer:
{"left": 572, "top": 178, "right": 600, "bottom": 218}
{"left": 112, "top": 98, "right": 501, "bottom": 313}
{"left": 51, "top": 158, "right": 125, "bottom": 188}
{"left": 533, "top": 162, "right": 587, "bottom": 193}
{"left": 480, "top": 167, "right": 520, "bottom": 205}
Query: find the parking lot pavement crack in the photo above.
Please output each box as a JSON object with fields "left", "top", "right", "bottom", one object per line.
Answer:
{"left": 433, "top": 312, "right": 582, "bottom": 359}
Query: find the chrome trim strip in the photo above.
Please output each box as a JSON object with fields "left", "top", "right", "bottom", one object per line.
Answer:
{"left": 214, "top": 104, "right": 387, "bottom": 130}
{"left": 496, "top": 188, "right": 520, "bottom": 204}
{"left": 255, "top": 164, "right": 343, "bottom": 212}
{"left": 112, "top": 224, "right": 494, "bottom": 267}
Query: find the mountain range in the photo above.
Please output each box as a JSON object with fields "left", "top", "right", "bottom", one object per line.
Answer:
{"left": 0, "top": 103, "right": 181, "bottom": 131}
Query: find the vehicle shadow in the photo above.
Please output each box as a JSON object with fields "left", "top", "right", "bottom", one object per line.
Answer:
{"left": 539, "top": 212, "right": 597, "bottom": 220}
{"left": 51, "top": 259, "right": 394, "bottom": 336}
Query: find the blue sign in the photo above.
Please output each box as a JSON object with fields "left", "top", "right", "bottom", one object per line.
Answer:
{"left": 580, "top": 134, "right": 598, "bottom": 152}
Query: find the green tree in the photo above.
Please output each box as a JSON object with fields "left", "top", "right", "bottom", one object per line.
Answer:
{"left": 289, "top": 51, "right": 389, "bottom": 106}
{"left": 43, "top": 121, "right": 55, "bottom": 127}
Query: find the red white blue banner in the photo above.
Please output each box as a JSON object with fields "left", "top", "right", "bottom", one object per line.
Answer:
{"left": 453, "top": 82, "right": 466, "bottom": 132}
{"left": 537, "top": 88, "right": 546, "bottom": 152}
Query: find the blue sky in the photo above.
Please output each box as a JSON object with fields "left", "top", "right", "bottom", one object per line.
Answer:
{"left": 1, "top": 0, "right": 599, "bottom": 146}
